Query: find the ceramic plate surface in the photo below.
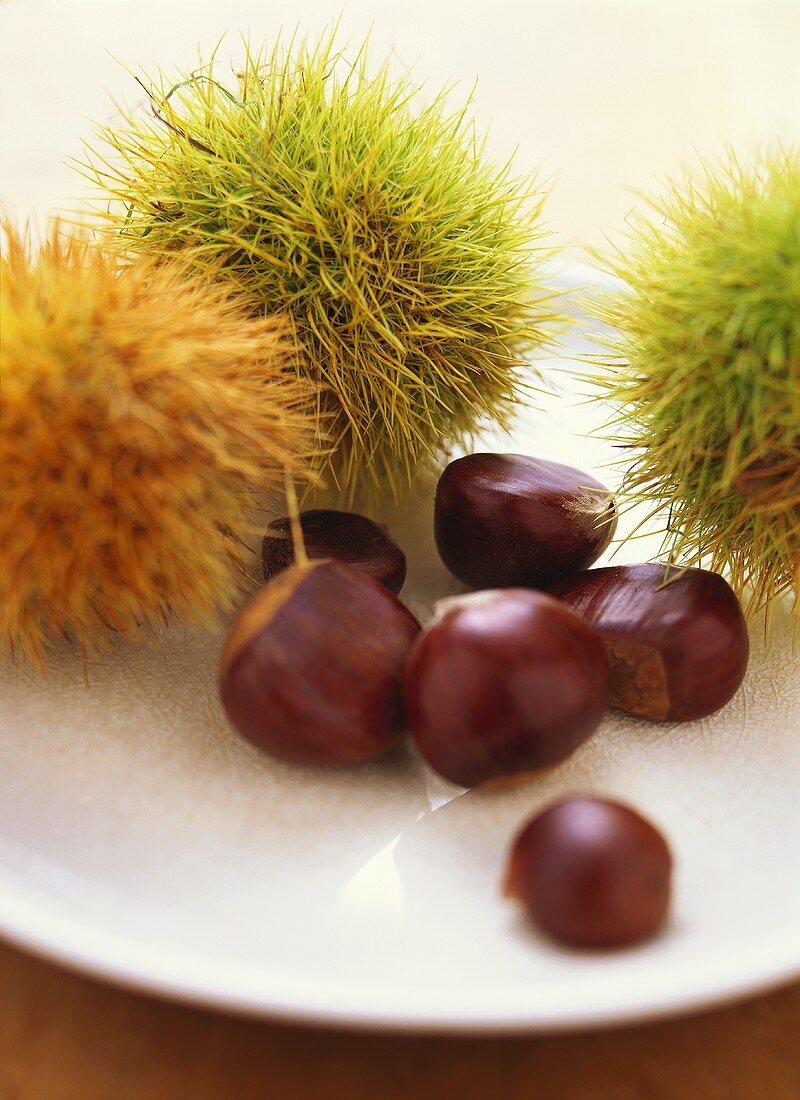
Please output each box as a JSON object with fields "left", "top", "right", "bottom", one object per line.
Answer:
{"left": 1, "top": 0, "right": 799, "bottom": 1033}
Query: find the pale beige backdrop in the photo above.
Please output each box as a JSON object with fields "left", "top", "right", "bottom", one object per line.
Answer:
{"left": 2, "top": 0, "right": 800, "bottom": 252}
{"left": 1, "top": 1, "right": 799, "bottom": 1097}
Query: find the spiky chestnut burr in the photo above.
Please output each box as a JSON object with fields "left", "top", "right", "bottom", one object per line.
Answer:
{"left": 0, "top": 223, "right": 316, "bottom": 666}
{"left": 86, "top": 31, "right": 562, "bottom": 500}
{"left": 592, "top": 147, "right": 800, "bottom": 621}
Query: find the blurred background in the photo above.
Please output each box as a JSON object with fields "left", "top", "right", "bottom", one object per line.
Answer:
{"left": 2, "top": 0, "right": 800, "bottom": 261}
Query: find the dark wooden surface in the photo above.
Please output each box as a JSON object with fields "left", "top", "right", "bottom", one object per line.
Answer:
{"left": 2, "top": 943, "right": 799, "bottom": 1100}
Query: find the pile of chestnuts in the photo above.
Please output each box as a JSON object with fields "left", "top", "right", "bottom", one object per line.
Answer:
{"left": 219, "top": 452, "right": 750, "bottom": 949}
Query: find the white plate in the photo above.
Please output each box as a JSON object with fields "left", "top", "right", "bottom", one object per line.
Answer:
{"left": 3, "top": 312, "right": 799, "bottom": 1032}
{"left": 1, "top": 0, "right": 799, "bottom": 1033}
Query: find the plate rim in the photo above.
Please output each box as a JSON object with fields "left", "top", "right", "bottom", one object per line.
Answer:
{"left": 2, "top": 874, "right": 799, "bottom": 1033}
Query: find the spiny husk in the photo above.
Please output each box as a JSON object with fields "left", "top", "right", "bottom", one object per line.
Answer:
{"left": 0, "top": 222, "right": 317, "bottom": 666}
{"left": 83, "top": 30, "right": 562, "bottom": 500}
{"left": 591, "top": 147, "right": 799, "bottom": 622}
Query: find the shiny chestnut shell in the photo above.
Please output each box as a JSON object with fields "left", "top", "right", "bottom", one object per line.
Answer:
{"left": 403, "top": 589, "right": 610, "bottom": 787}
{"left": 548, "top": 564, "right": 749, "bottom": 721}
{"left": 262, "top": 509, "right": 406, "bottom": 595}
{"left": 434, "top": 453, "right": 617, "bottom": 589}
{"left": 504, "top": 796, "right": 672, "bottom": 948}
{"left": 220, "top": 561, "right": 420, "bottom": 765}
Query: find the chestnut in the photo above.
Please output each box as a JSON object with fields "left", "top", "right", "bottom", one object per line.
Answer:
{"left": 261, "top": 509, "right": 406, "bottom": 595}
{"left": 548, "top": 564, "right": 749, "bottom": 721}
{"left": 403, "top": 589, "right": 609, "bottom": 787}
{"left": 504, "top": 796, "right": 672, "bottom": 948}
{"left": 434, "top": 453, "right": 617, "bottom": 589}
{"left": 219, "top": 561, "right": 420, "bottom": 765}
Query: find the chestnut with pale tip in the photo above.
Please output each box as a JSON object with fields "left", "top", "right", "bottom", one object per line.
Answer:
{"left": 219, "top": 561, "right": 420, "bottom": 765}
{"left": 261, "top": 510, "right": 407, "bottom": 595}
{"left": 504, "top": 796, "right": 673, "bottom": 949}
{"left": 403, "top": 589, "right": 610, "bottom": 788}
{"left": 434, "top": 453, "right": 617, "bottom": 590}
{"left": 547, "top": 564, "right": 749, "bottom": 721}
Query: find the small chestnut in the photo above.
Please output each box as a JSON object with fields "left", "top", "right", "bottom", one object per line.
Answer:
{"left": 261, "top": 509, "right": 406, "bottom": 595}
{"left": 504, "top": 796, "right": 672, "bottom": 948}
{"left": 548, "top": 564, "right": 749, "bottom": 721}
{"left": 403, "top": 589, "right": 610, "bottom": 787}
{"left": 434, "top": 453, "right": 617, "bottom": 589}
{"left": 219, "top": 561, "right": 420, "bottom": 765}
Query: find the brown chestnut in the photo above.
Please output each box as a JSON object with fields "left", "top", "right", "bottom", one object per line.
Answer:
{"left": 219, "top": 561, "right": 420, "bottom": 765}
{"left": 403, "top": 589, "right": 610, "bottom": 788}
{"left": 434, "top": 453, "right": 617, "bottom": 589}
{"left": 548, "top": 564, "right": 749, "bottom": 721}
{"left": 504, "top": 796, "right": 672, "bottom": 948}
{"left": 261, "top": 509, "right": 406, "bottom": 595}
